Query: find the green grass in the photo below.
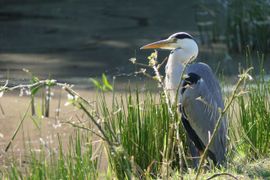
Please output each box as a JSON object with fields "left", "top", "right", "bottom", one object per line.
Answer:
{"left": 1, "top": 59, "right": 270, "bottom": 179}
{"left": 1, "top": 131, "right": 98, "bottom": 179}
{"left": 236, "top": 71, "right": 270, "bottom": 158}
{"left": 99, "top": 91, "right": 181, "bottom": 177}
{"left": 1, "top": 83, "right": 270, "bottom": 179}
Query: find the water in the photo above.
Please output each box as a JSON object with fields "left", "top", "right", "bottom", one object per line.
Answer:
{"left": 0, "top": 0, "right": 269, "bottom": 89}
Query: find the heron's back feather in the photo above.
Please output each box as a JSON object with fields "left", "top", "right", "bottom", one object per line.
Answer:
{"left": 180, "top": 62, "right": 227, "bottom": 165}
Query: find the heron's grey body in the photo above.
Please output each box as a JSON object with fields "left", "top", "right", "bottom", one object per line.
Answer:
{"left": 141, "top": 32, "right": 227, "bottom": 166}
{"left": 165, "top": 52, "right": 227, "bottom": 165}
{"left": 180, "top": 63, "right": 227, "bottom": 165}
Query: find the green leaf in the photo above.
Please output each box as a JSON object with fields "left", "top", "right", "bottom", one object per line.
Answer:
{"left": 30, "top": 86, "right": 40, "bottom": 95}
{"left": 90, "top": 78, "right": 102, "bottom": 90}
{"left": 31, "top": 76, "right": 39, "bottom": 84}
{"left": 102, "top": 74, "right": 113, "bottom": 91}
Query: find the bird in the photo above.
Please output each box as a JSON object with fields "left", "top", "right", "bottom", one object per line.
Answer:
{"left": 140, "top": 32, "right": 227, "bottom": 167}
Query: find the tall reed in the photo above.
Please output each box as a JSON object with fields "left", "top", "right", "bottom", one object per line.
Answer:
{"left": 2, "top": 130, "right": 98, "bottom": 179}
{"left": 236, "top": 68, "right": 270, "bottom": 158}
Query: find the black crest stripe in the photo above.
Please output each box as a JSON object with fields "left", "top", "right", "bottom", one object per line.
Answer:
{"left": 175, "top": 33, "right": 193, "bottom": 40}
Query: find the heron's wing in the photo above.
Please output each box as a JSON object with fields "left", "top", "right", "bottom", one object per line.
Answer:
{"left": 180, "top": 63, "right": 227, "bottom": 164}
{"left": 185, "top": 63, "right": 224, "bottom": 108}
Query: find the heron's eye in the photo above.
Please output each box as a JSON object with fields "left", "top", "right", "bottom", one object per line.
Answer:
{"left": 171, "top": 38, "right": 178, "bottom": 43}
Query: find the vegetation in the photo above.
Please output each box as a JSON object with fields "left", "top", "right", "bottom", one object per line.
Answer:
{"left": 1, "top": 0, "right": 269, "bottom": 179}
{"left": 234, "top": 63, "right": 270, "bottom": 158}
{"left": 226, "top": 0, "right": 270, "bottom": 53}
{"left": 2, "top": 131, "right": 98, "bottom": 179}
{"left": 0, "top": 50, "right": 269, "bottom": 179}
{"left": 196, "top": 0, "right": 270, "bottom": 53}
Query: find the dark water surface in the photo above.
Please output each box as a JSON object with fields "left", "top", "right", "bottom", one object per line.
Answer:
{"left": 0, "top": 0, "right": 269, "bottom": 87}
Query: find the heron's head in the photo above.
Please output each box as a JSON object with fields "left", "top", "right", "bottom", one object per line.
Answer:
{"left": 141, "top": 32, "right": 199, "bottom": 60}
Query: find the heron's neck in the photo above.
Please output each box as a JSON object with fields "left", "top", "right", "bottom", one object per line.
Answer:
{"left": 165, "top": 42, "right": 198, "bottom": 101}
{"left": 165, "top": 49, "right": 185, "bottom": 101}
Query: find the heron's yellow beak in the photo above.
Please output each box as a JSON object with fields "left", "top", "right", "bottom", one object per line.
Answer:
{"left": 140, "top": 39, "right": 173, "bottom": 50}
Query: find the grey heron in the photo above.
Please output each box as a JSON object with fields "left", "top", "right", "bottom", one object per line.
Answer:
{"left": 141, "top": 32, "right": 227, "bottom": 166}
